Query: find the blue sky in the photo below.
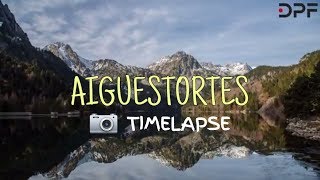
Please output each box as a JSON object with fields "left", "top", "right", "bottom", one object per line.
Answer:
{"left": 2, "top": 0, "right": 320, "bottom": 67}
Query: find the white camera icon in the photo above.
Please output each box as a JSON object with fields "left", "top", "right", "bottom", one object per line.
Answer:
{"left": 90, "top": 114, "right": 118, "bottom": 134}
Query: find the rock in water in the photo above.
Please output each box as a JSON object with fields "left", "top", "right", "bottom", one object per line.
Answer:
{"left": 286, "top": 117, "right": 320, "bottom": 141}
{"left": 258, "top": 96, "right": 286, "bottom": 126}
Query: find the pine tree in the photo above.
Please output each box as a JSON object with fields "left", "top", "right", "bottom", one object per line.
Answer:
{"left": 283, "top": 62, "right": 320, "bottom": 118}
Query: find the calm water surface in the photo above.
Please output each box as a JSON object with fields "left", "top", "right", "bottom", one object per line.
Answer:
{"left": 31, "top": 153, "right": 318, "bottom": 180}
{"left": 1, "top": 112, "right": 320, "bottom": 180}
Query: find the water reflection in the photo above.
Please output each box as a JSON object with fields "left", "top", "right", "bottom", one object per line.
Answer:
{"left": 0, "top": 117, "right": 89, "bottom": 179}
{"left": 32, "top": 153, "right": 319, "bottom": 180}
{"left": 1, "top": 110, "right": 320, "bottom": 179}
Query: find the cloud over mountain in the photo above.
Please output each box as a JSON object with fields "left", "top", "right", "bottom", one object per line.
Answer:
{"left": 2, "top": 0, "right": 320, "bottom": 67}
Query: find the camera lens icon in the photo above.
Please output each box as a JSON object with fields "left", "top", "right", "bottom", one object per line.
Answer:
{"left": 90, "top": 114, "right": 118, "bottom": 134}
{"left": 100, "top": 118, "right": 114, "bottom": 131}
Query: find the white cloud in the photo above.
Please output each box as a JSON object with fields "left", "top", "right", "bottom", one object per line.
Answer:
{"left": 133, "top": 8, "right": 176, "bottom": 23}
{"left": 2, "top": 0, "right": 320, "bottom": 67}
{"left": 4, "top": 0, "right": 88, "bottom": 15}
{"left": 32, "top": 14, "right": 67, "bottom": 33}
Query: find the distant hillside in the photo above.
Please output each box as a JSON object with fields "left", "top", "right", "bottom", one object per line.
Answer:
{"left": 190, "top": 50, "right": 320, "bottom": 112}
{"left": 283, "top": 61, "right": 320, "bottom": 118}
{"left": 247, "top": 50, "right": 320, "bottom": 98}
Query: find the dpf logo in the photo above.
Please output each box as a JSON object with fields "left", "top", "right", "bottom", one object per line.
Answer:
{"left": 279, "top": 2, "right": 318, "bottom": 18}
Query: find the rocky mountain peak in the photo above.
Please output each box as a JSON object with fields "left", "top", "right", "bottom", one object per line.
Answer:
{"left": 147, "top": 51, "right": 205, "bottom": 77}
{"left": 172, "top": 51, "right": 188, "bottom": 57}
{"left": 44, "top": 42, "right": 252, "bottom": 79}
{"left": 147, "top": 51, "right": 252, "bottom": 77}
{"left": 44, "top": 42, "right": 73, "bottom": 52}
{"left": 45, "top": 43, "right": 153, "bottom": 78}
{"left": 50, "top": 42, "right": 70, "bottom": 49}
{"left": 44, "top": 42, "right": 75, "bottom": 62}
{"left": 172, "top": 51, "right": 201, "bottom": 66}
{"left": 43, "top": 42, "right": 92, "bottom": 76}
{"left": 0, "top": 1, "right": 30, "bottom": 45}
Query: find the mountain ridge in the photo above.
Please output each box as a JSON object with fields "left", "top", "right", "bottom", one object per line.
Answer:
{"left": 201, "top": 62, "right": 252, "bottom": 76}
{"left": 44, "top": 43, "right": 253, "bottom": 78}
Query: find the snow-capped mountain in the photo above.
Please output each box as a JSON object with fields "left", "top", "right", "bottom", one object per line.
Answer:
{"left": 92, "top": 59, "right": 152, "bottom": 78}
{"left": 44, "top": 43, "right": 252, "bottom": 78}
{"left": 44, "top": 42, "right": 153, "bottom": 79}
{"left": 147, "top": 51, "right": 218, "bottom": 78}
{"left": 43, "top": 42, "right": 92, "bottom": 76}
{"left": 201, "top": 62, "right": 252, "bottom": 76}
{"left": 148, "top": 51, "right": 252, "bottom": 77}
